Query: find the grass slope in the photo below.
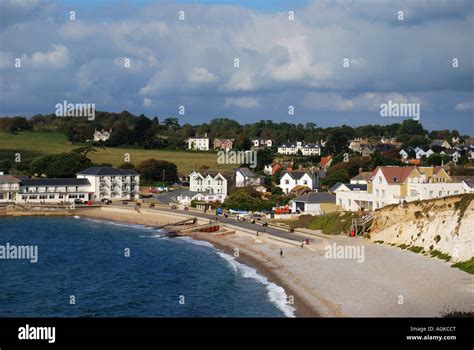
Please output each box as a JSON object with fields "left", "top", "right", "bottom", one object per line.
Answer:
{"left": 0, "top": 131, "right": 233, "bottom": 174}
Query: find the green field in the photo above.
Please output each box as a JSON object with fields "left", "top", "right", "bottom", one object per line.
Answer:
{"left": 0, "top": 131, "right": 233, "bottom": 174}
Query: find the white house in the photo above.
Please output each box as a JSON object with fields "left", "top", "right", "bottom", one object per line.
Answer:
{"left": 93, "top": 129, "right": 112, "bottom": 142}
{"left": 235, "top": 168, "right": 261, "bottom": 188}
{"left": 290, "top": 192, "right": 337, "bottom": 215}
{"left": 430, "top": 139, "right": 451, "bottom": 149}
{"left": 16, "top": 178, "right": 93, "bottom": 203}
{"left": 189, "top": 170, "right": 230, "bottom": 200}
{"left": 252, "top": 139, "right": 272, "bottom": 148}
{"left": 279, "top": 171, "right": 318, "bottom": 194}
{"left": 187, "top": 133, "right": 210, "bottom": 151}
{"left": 76, "top": 167, "right": 140, "bottom": 200}
{"left": 0, "top": 174, "right": 21, "bottom": 202}
{"left": 399, "top": 149, "right": 408, "bottom": 160}
{"left": 176, "top": 190, "right": 225, "bottom": 206}
{"left": 336, "top": 166, "right": 467, "bottom": 212}
{"left": 277, "top": 141, "right": 321, "bottom": 156}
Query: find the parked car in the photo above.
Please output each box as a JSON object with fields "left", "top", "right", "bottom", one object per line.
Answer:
{"left": 73, "top": 199, "right": 85, "bottom": 204}
{"left": 122, "top": 201, "right": 128, "bottom": 205}
{"left": 100, "top": 198, "right": 112, "bottom": 205}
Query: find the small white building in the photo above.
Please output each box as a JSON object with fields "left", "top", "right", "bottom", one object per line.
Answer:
{"left": 235, "top": 167, "right": 261, "bottom": 188}
{"left": 93, "top": 129, "right": 112, "bottom": 142}
{"left": 279, "top": 171, "right": 318, "bottom": 194}
{"left": 187, "top": 133, "right": 210, "bottom": 151}
{"left": 76, "top": 167, "right": 140, "bottom": 200}
{"left": 290, "top": 192, "right": 337, "bottom": 215}
{"left": 252, "top": 139, "right": 272, "bottom": 148}
{"left": 176, "top": 190, "right": 226, "bottom": 205}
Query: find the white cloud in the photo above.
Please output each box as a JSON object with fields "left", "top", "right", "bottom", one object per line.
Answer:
{"left": 143, "top": 97, "right": 152, "bottom": 107}
{"left": 29, "top": 44, "right": 69, "bottom": 68}
{"left": 455, "top": 101, "right": 474, "bottom": 112}
{"left": 189, "top": 67, "right": 218, "bottom": 83}
{"left": 225, "top": 96, "right": 259, "bottom": 108}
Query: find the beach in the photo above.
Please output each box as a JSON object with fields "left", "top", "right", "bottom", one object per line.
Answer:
{"left": 77, "top": 205, "right": 474, "bottom": 318}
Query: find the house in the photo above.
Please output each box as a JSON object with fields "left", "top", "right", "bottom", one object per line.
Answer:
{"left": 76, "top": 167, "right": 140, "bottom": 200}
{"left": 264, "top": 161, "right": 293, "bottom": 176}
{"left": 348, "top": 138, "right": 371, "bottom": 153}
{"left": 361, "top": 146, "right": 375, "bottom": 158}
{"left": 188, "top": 170, "right": 232, "bottom": 202}
{"left": 187, "top": 133, "right": 210, "bottom": 151}
{"left": 290, "top": 192, "right": 338, "bottom": 215}
{"left": 0, "top": 174, "right": 21, "bottom": 202}
{"left": 452, "top": 136, "right": 460, "bottom": 145}
{"left": 430, "top": 139, "right": 451, "bottom": 149}
{"left": 252, "top": 139, "right": 272, "bottom": 148}
{"left": 336, "top": 166, "right": 467, "bottom": 212}
{"left": 330, "top": 182, "right": 368, "bottom": 193}
{"left": 214, "top": 138, "right": 234, "bottom": 151}
{"left": 235, "top": 167, "right": 261, "bottom": 187}
{"left": 450, "top": 176, "right": 474, "bottom": 193}
{"left": 399, "top": 149, "right": 409, "bottom": 160}
{"left": 350, "top": 172, "right": 372, "bottom": 185}
{"left": 16, "top": 178, "right": 93, "bottom": 203}
{"left": 279, "top": 170, "right": 318, "bottom": 194}
{"left": 93, "top": 129, "right": 112, "bottom": 142}
{"left": 277, "top": 141, "right": 322, "bottom": 156}
{"left": 176, "top": 190, "right": 225, "bottom": 206}
{"left": 319, "top": 156, "right": 332, "bottom": 170}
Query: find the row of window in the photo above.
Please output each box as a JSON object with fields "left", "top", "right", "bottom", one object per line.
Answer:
{"left": 20, "top": 194, "right": 86, "bottom": 200}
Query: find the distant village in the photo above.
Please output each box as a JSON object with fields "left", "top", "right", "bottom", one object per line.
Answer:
{"left": 1, "top": 117, "right": 473, "bottom": 219}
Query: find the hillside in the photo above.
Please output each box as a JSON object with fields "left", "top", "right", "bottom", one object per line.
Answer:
{"left": 0, "top": 131, "right": 233, "bottom": 175}
{"left": 369, "top": 194, "right": 474, "bottom": 264}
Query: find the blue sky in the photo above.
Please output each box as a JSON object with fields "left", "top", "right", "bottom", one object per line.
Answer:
{"left": 0, "top": 0, "right": 473, "bottom": 134}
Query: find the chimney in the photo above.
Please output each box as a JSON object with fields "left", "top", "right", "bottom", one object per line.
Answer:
{"left": 205, "top": 132, "right": 208, "bottom": 138}
{"left": 359, "top": 167, "right": 363, "bottom": 174}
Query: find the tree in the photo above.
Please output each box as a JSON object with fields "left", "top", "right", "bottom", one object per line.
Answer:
{"left": 30, "top": 152, "right": 93, "bottom": 178}
{"left": 255, "top": 149, "right": 273, "bottom": 171}
{"left": 118, "top": 162, "right": 136, "bottom": 170}
{"left": 136, "top": 159, "right": 178, "bottom": 184}
{"left": 320, "top": 169, "right": 350, "bottom": 188}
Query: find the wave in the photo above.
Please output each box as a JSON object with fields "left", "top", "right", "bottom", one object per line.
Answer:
{"left": 83, "top": 218, "right": 155, "bottom": 232}
{"left": 179, "top": 237, "right": 295, "bottom": 317}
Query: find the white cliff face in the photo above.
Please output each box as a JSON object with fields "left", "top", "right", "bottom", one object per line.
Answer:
{"left": 369, "top": 194, "right": 474, "bottom": 262}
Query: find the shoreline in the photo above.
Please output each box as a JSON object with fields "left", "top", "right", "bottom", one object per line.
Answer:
{"left": 77, "top": 210, "right": 319, "bottom": 317}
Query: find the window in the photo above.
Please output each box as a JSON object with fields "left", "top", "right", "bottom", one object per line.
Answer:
{"left": 429, "top": 191, "right": 433, "bottom": 197}
{"left": 49, "top": 195, "right": 55, "bottom": 199}
{"left": 285, "top": 180, "right": 290, "bottom": 185}
{"left": 376, "top": 189, "right": 379, "bottom": 197}
{"left": 381, "top": 190, "right": 385, "bottom": 197}
{"left": 378, "top": 176, "right": 382, "bottom": 184}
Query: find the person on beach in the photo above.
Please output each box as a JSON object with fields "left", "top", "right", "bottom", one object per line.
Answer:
{"left": 280, "top": 249, "right": 283, "bottom": 257}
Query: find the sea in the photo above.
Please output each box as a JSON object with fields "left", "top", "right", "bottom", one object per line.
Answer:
{"left": 0, "top": 216, "right": 294, "bottom": 317}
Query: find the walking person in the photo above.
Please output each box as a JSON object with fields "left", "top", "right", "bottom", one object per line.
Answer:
{"left": 280, "top": 249, "right": 283, "bottom": 257}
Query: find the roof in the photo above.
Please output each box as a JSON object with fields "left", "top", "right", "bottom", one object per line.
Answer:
{"left": 345, "top": 184, "right": 367, "bottom": 191}
{"left": 350, "top": 172, "right": 372, "bottom": 182}
{"left": 237, "top": 167, "right": 258, "bottom": 178}
{"left": 20, "top": 178, "right": 91, "bottom": 186}
{"left": 0, "top": 175, "right": 21, "bottom": 183}
{"left": 373, "top": 166, "right": 444, "bottom": 184}
{"left": 320, "top": 156, "right": 332, "bottom": 167}
{"left": 329, "top": 182, "right": 345, "bottom": 192}
{"left": 76, "top": 167, "right": 139, "bottom": 176}
{"left": 431, "top": 139, "right": 450, "bottom": 147}
{"left": 292, "top": 192, "right": 336, "bottom": 204}
{"left": 450, "top": 176, "right": 474, "bottom": 188}
{"left": 281, "top": 171, "right": 313, "bottom": 180}
{"left": 191, "top": 170, "right": 234, "bottom": 181}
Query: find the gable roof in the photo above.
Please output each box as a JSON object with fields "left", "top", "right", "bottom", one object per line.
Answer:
{"left": 292, "top": 192, "right": 336, "bottom": 204}
{"left": 320, "top": 156, "right": 332, "bottom": 167}
{"left": 350, "top": 172, "right": 372, "bottom": 182}
{"left": 372, "top": 166, "right": 444, "bottom": 184}
{"left": 237, "top": 167, "right": 258, "bottom": 178}
{"left": 281, "top": 170, "right": 313, "bottom": 180}
{"left": 0, "top": 175, "right": 21, "bottom": 184}
{"left": 76, "top": 167, "right": 139, "bottom": 176}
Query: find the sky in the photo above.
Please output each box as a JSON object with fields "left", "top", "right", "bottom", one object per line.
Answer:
{"left": 0, "top": 0, "right": 473, "bottom": 134}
